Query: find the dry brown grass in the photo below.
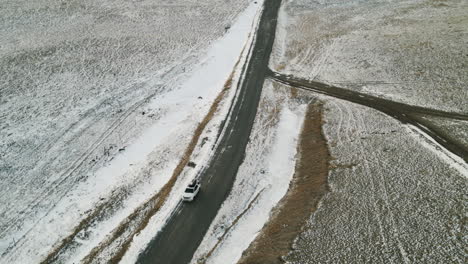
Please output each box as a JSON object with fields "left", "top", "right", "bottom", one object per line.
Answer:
{"left": 39, "top": 196, "right": 116, "bottom": 264}
{"left": 290, "top": 86, "right": 298, "bottom": 98}
{"left": 237, "top": 102, "right": 330, "bottom": 264}
{"left": 275, "top": 63, "right": 286, "bottom": 71}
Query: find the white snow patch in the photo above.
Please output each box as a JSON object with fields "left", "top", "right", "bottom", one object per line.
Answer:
{"left": 191, "top": 82, "right": 307, "bottom": 264}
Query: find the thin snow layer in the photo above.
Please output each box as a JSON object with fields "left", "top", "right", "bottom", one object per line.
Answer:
{"left": 286, "top": 97, "right": 468, "bottom": 264}
{"left": 415, "top": 115, "right": 468, "bottom": 152}
{"left": 191, "top": 81, "right": 307, "bottom": 264}
{"left": 270, "top": 0, "right": 468, "bottom": 112}
{"left": 0, "top": 0, "right": 259, "bottom": 263}
{"left": 0, "top": 0, "right": 248, "bottom": 227}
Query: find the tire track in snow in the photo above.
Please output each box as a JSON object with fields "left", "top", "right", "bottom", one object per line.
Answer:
{"left": 338, "top": 102, "right": 393, "bottom": 261}
{"left": 2, "top": 49, "right": 202, "bottom": 259}
{"left": 354, "top": 108, "right": 410, "bottom": 264}
{"left": 1, "top": 91, "right": 157, "bottom": 259}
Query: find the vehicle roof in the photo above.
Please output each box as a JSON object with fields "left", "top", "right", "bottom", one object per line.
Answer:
{"left": 188, "top": 179, "right": 199, "bottom": 187}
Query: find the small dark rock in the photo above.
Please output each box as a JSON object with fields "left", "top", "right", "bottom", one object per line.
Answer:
{"left": 201, "top": 137, "right": 209, "bottom": 147}
{"left": 187, "top": 161, "right": 196, "bottom": 168}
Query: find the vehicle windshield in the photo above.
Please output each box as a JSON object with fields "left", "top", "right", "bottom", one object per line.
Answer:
{"left": 185, "top": 188, "right": 194, "bottom": 193}
{"left": 188, "top": 180, "right": 198, "bottom": 188}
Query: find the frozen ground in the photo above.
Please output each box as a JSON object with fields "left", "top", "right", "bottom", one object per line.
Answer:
{"left": 191, "top": 80, "right": 308, "bottom": 264}
{"left": 413, "top": 115, "right": 468, "bottom": 151}
{"left": 270, "top": 0, "right": 468, "bottom": 112}
{"left": 265, "top": 0, "right": 468, "bottom": 262}
{"left": 285, "top": 96, "right": 468, "bottom": 263}
{"left": 0, "top": 0, "right": 258, "bottom": 262}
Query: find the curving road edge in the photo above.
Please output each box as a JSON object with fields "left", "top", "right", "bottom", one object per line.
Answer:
{"left": 137, "top": 0, "right": 282, "bottom": 263}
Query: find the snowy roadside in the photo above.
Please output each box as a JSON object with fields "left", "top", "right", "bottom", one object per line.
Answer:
{"left": 410, "top": 116, "right": 468, "bottom": 156}
{"left": 119, "top": 2, "right": 266, "bottom": 262}
{"left": 0, "top": 2, "right": 263, "bottom": 263}
{"left": 191, "top": 80, "right": 307, "bottom": 264}
{"left": 406, "top": 125, "right": 468, "bottom": 178}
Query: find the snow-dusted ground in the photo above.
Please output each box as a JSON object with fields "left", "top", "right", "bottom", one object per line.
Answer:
{"left": 414, "top": 115, "right": 468, "bottom": 151}
{"left": 190, "top": 80, "right": 307, "bottom": 264}
{"left": 0, "top": 0, "right": 262, "bottom": 262}
{"left": 191, "top": 81, "right": 468, "bottom": 264}
{"left": 3, "top": 0, "right": 467, "bottom": 262}
{"left": 270, "top": 0, "right": 468, "bottom": 112}
{"left": 286, "top": 96, "right": 468, "bottom": 263}
{"left": 264, "top": 1, "right": 468, "bottom": 262}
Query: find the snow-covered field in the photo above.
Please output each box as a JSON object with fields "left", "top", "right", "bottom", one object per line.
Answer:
{"left": 0, "top": 0, "right": 261, "bottom": 262}
{"left": 285, "top": 97, "right": 468, "bottom": 263}
{"left": 191, "top": 80, "right": 307, "bottom": 264}
{"left": 265, "top": 1, "right": 468, "bottom": 262}
{"left": 270, "top": 0, "right": 468, "bottom": 112}
{"left": 2, "top": 0, "right": 467, "bottom": 263}
{"left": 192, "top": 1, "right": 468, "bottom": 262}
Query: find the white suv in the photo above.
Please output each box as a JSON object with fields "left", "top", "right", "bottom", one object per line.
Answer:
{"left": 182, "top": 179, "right": 200, "bottom": 202}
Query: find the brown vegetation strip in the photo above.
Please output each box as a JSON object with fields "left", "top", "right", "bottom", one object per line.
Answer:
{"left": 41, "top": 73, "right": 233, "bottom": 264}
{"left": 237, "top": 102, "right": 330, "bottom": 264}
{"left": 40, "top": 197, "right": 114, "bottom": 264}
{"left": 85, "top": 78, "right": 233, "bottom": 264}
